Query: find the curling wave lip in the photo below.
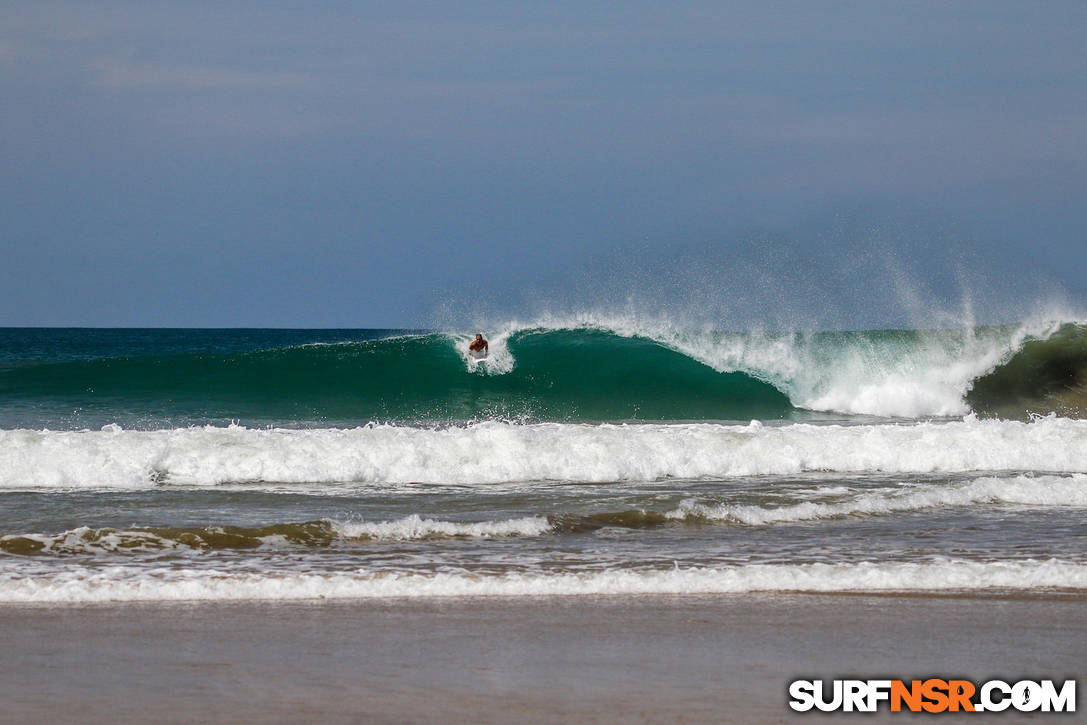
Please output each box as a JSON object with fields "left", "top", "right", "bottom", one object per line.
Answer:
{"left": 3, "top": 317, "right": 1084, "bottom": 424}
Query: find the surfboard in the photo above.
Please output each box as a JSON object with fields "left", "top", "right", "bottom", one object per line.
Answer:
{"left": 469, "top": 349, "right": 488, "bottom": 360}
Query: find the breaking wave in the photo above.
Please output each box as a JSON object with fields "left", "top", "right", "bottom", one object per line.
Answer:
{"left": 2, "top": 317, "right": 1085, "bottom": 423}
{"left": 0, "top": 515, "right": 553, "bottom": 555}
{"left": 2, "top": 417, "right": 1086, "bottom": 489}
{"left": 3, "top": 474, "right": 1081, "bottom": 556}
{"left": 668, "top": 474, "right": 1087, "bottom": 525}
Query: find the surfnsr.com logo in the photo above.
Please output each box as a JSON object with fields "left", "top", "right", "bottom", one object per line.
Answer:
{"left": 789, "top": 679, "right": 1076, "bottom": 713}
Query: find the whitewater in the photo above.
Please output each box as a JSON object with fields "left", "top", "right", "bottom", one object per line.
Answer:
{"left": 1, "top": 319, "right": 1085, "bottom": 603}
{"left": 4, "top": 315, "right": 1086, "bottom": 428}
{"left": 3, "top": 416, "right": 1087, "bottom": 488}
{"left": 450, "top": 312, "right": 1084, "bottom": 418}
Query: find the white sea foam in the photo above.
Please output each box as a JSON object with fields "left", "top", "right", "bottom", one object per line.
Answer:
{"left": 0, "top": 527, "right": 189, "bottom": 555}
{"left": 670, "top": 474, "right": 1087, "bottom": 525}
{"left": 1, "top": 559, "right": 1084, "bottom": 602}
{"left": 453, "top": 311, "right": 1080, "bottom": 417}
{"left": 3, "top": 417, "right": 1087, "bottom": 488}
{"left": 334, "top": 514, "right": 552, "bottom": 540}
{"left": 449, "top": 330, "right": 516, "bottom": 375}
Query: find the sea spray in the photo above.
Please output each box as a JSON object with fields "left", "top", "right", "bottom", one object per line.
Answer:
{"left": 3, "top": 325, "right": 1087, "bottom": 605}
{"left": 2, "top": 318, "right": 1085, "bottom": 426}
{"left": 3, "top": 417, "right": 1087, "bottom": 489}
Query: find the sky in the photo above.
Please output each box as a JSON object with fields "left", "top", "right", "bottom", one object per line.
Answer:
{"left": 2, "top": 1, "right": 1085, "bottom": 328}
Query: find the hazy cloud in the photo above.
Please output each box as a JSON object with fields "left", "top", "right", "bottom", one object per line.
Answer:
{"left": 91, "top": 56, "right": 311, "bottom": 91}
{"left": 1, "top": 0, "right": 1085, "bottom": 325}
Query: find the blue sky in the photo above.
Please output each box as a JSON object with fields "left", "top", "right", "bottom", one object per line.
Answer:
{"left": 2, "top": 1, "right": 1085, "bottom": 327}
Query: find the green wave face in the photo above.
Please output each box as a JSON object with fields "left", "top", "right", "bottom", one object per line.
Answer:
{"left": 3, "top": 323, "right": 1084, "bottom": 426}
{"left": 0, "top": 330, "right": 793, "bottom": 425}
{"left": 967, "top": 322, "right": 1087, "bottom": 419}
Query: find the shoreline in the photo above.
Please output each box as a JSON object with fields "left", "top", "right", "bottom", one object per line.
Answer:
{"left": 4, "top": 591, "right": 1083, "bottom": 723}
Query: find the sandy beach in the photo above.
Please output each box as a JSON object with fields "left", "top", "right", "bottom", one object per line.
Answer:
{"left": 3, "top": 592, "right": 1082, "bottom": 724}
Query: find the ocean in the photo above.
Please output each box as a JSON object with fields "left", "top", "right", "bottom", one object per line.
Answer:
{"left": 1, "top": 318, "right": 1086, "bottom": 605}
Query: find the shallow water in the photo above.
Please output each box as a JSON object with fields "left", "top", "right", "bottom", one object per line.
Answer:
{"left": 2, "top": 326, "right": 1085, "bottom": 603}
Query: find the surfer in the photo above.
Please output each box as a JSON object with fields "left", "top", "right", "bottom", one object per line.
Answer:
{"left": 468, "top": 333, "right": 489, "bottom": 359}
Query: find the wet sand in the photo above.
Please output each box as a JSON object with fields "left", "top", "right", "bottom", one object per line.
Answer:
{"left": 2, "top": 592, "right": 1083, "bottom": 724}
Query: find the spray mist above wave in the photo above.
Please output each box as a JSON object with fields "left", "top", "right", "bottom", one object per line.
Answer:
{"left": 4, "top": 418, "right": 1087, "bottom": 489}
